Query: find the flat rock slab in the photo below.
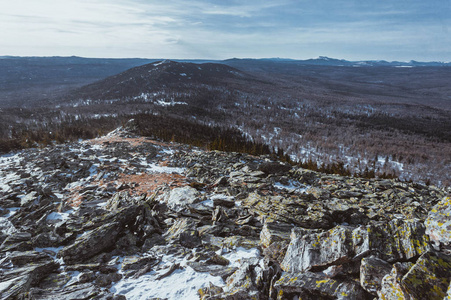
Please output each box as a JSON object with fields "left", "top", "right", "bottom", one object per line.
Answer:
{"left": 274, "top": 271, "right": 371, "bottom": 299}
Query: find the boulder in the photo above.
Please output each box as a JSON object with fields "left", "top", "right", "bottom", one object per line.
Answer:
{"left": 400, "top": 251, "right": 451, "bottom": 300}
{"left": 29, "top": 283, "right": 114, "bottom": 300}
{"left": 281, "top": 219, "right": 430, "bottom": 273}
{"left": 164, "top": 186, "right": 201, "bottom": 212}
{"left": 273, "top": 271, "right": 371, "bottom": 299}
{"left": 379, "top": 251, "right": 451, "bottom": 300}
{"left": 258, "top": 161, "right": 291, "bottom": 175}
{"left": 0, "top": 261, "right": 59, "bottom": 299}
{"left": 425, "top": 196, "right": 451, "bottom": 248}
{"left": 260, "top": 221, "right": 292, "bottom": 248}
{"left": 58, "top": 222, "right": 122, "bottom": 264}
{"left": 360, "top": 256, "right": 392, "bottom": 295}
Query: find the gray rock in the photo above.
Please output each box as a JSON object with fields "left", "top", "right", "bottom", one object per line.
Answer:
{"left": 260, "top": 221, "right": 292, "bottom": 248}
{"left": 58, "top": 221, "right": 121, "bottom": 264}
{"left": 7, "top": 251, "right": 51, "bottom": 266}
{"left": 29, "top": 283, "right": 111, "bottom": 300}
{"left": 281, "top": 219, "right": 430, "bottom": 273}
{"left": 163, "top": 186, "right": 201, "bottom": 212}
{"left": 400, "top": 251, "right": 451, "bottom": 300}
{"left": 425, "top": 196, "right": 451, "bottom": 248}
{"left": 0, "top": 261, "right": 59, "bottom": 299}
{"left": 273, "top": 271, "right": 371, "bottom": 300}
{"left": 360, "top": 256, "right": 392, "bottom": 295}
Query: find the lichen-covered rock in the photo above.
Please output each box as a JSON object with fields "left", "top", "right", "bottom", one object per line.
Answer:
{"left": 379, "top": 251, "right": 451, "bottom": 300}
{"left": 29, "top": 283, "right": 114, "bottom": 300}
{"left": 281, "top": 219, "right": 430, "bottom": 273}
{"left": 445, "top": 282, "right": 451, "bottom": 300}
{"left": 400, "top": 251, "right": 451, "bottom": 300}
{"left": 360, "top": 256, "right": 392, "bottom": 295}
{"left": 281, "top": 225, "right": 355, "bottom": 273}
{"left": 425, "top": 196, "right": 451, "bottom": 248}
{"left": 164, "top": 217, "right": 196, "bottom": 241}
{"left": 58, "top": 222, "right": 121, "bottom": 264}
{"left": 273, "top": 271, "right": 371, "bottom": 299}
{"left": 378, "top": 261, "right": 414, "bottom": 300}
{"left": 221, "top": 259, "right": 265, "bottom": 299}
{"left": 362, "top": 219, "right": 431, "bottom": 262}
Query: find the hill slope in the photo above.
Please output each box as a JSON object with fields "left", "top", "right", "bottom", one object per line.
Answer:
{"left": 68, "top": 60, "right": 251, "bottom": 101}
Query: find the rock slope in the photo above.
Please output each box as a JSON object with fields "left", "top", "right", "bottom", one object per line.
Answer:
{"left": 0, "top": 127, "right": 449, "bottom": 300}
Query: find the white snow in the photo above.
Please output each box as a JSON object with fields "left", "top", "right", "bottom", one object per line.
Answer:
{"left": 111, "top": 247, "right": 261, "bottom": 300}
{"left": 156, "top": 100, "right": 188, "bottom": 106}
{"left": 35, "top": 246, "right": 64, "bottom": 256}
{"left": 199, "top": 199, "right": 214, "bottom": 207}
{"left": 153, "top": 60, "right": 168, "bottom": 66}
{"left": 180, "top": 73, "right": 187, "bottom": 76}
{"left": 222, "top": 247, "right": 260, "bottom": 268}
{"left": 46, "top": 210, "right": 73, "bottom": 222}
{"left": 146, "top": 163, "right": 185, "bottom": 174}
{"left": 274, "top": 180, "right": 308, "bottom": 193}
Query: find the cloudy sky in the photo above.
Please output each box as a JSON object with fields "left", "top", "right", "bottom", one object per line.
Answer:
{"left": 1, "top": 0, "right": 450, "bottom": 61}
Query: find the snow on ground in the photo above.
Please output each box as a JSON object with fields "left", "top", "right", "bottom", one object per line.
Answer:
{"left": 146, "top": 163, "right": 185, "bottom": 174}
{"left": 46, "top": 210, "right": 74, "bottom": 223}
{"left": 274, "top": 180, "right": 308, "bottom": 193}
{"left": 111, "top": 247, "right": 261, "bottom": 300}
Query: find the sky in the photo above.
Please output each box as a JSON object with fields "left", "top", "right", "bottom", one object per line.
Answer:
{"left": 1, "top": 0, "right": 450, "bottom": 61}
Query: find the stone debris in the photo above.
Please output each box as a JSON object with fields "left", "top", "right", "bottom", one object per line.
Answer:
{"left": 0, "top": 126, "right": 449, "bottom": 299}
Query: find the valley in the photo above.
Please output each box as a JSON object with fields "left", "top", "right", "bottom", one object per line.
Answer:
{"left": 0, "top": 57, "right": 450, "bottom": 186}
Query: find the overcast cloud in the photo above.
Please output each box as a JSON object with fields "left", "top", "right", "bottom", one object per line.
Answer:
{"left": 1, "top": 0, "right": 450, "bottom": 61}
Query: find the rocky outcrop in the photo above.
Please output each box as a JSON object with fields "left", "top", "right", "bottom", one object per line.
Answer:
{"left": 0, "top": 129, "right": 448, "bottom": 299}
{"left": 281, "top": 219, "right": 430, "bottom": 273}
{"left": 425, "top": 196, "right": 451, "bottom": 249}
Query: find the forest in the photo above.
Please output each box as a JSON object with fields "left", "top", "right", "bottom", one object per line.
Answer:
{"left": 0, "top": 59, "right": 449, "bottom": 186}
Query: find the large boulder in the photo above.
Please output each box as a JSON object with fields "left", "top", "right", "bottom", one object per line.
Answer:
{"left": 400, "top": 251, "right": 451, "bottom": 300}
{"left": 58, "top": 222, "right": 121, "bottom": 264}
{"left": 425, "top": 196, "right": 451, "bottom": 248}
{"left": 281, "top": 219, "right": 430, "bottom": 273}
{"left": 379, "top": 251, "right": 451, "bottom": 300}
{"left": 359, "top": 256, "right": 392, "bottom": 295}
{"left": 281, "top": 225, "right": 355, "bottom": 273}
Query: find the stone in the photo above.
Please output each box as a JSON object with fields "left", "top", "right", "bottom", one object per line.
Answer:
{"left": 58, "top": 222, "right": 122, "bottom": 264}
{"left": 0, "top": 261, "right": 59, "bottom": 299}
{"left": 360, "top": 256, "right": 392, "bottom": 295}
{"left": 164, "top": 217, "right": 197, "bottom": 241}
{"left": 281, "top": 219, "right": 431, "bottom": 273}
{"left": 258, "top": 161, "right": 291, "bottom": 175}
{"left": 400, "top": 251, "right": 451, "bottom": 300}
{"left": 7, "top": 251, "right": 51, "bottom": 266}
{"left": 260, "top": 221, "right": 292, "bottom": 248}
{"left": 29, "top": 283, "right": 111, "bottom": 300}
{"left": 425, "top": 196, "right": 451, "bottom": 248}
{"left": 121, "top": 255, "right": 159, "bottom": 275}
{"left": 164, "top": 186, "right": 201, "bottom": 212}
{"left": 281, "top": 225, "right": 355, "bottom": 273}
{"left": 273, "top": 271, "right": 371, "bottom": 300}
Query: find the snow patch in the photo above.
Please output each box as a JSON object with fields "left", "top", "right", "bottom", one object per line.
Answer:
{"left": 146, "top": 164, "right": 185, "bottom": 174}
